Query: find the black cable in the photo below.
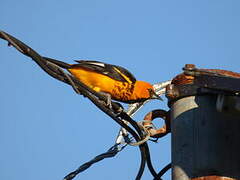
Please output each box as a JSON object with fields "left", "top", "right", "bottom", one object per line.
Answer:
{"left": 0, "top": 30, "right": 148, "bottom": 180}
{"left": 1, "top": 30, "right": 164, "bottom": 180}
{"left": 154, "top": 163, "right": 171, "bottom": 180}
{"left": 63, "top": 144, "right": 127, "bottom": 180}
{"left": 120, "top": 113, "right": 160, "bottom": 179}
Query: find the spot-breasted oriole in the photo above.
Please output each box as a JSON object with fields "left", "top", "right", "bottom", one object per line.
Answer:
{"left": 45, "top": 58, "right": 161, "bottom": 103}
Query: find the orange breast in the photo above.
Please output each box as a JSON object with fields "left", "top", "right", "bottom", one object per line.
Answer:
{"left": 68, "top": 67, "right": 134, "bottom": 101}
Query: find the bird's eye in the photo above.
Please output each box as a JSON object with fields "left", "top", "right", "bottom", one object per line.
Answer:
{"left": 147, "top": 88, "right": 154, "bottom": 96}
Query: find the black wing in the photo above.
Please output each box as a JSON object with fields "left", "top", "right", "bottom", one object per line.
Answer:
{"left": 71, "top": 60, "right": 136, "bottom": 83}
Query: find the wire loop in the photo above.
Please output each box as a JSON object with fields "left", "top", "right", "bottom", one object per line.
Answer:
{"left": 142, "top": 109, "right": 171, "bottom": 138}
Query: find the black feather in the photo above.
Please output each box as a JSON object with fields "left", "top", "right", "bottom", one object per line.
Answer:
{"left": 71, "top": 60, "right": 136, "bottom": 83}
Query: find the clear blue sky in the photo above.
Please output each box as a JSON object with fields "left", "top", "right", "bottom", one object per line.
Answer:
{"left": 1, "top": 1, "right": 240, "bottom": 180}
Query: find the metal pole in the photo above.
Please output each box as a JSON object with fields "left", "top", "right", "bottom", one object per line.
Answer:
{"left": 171, "top": 95, "right": 240, "bottom": 180}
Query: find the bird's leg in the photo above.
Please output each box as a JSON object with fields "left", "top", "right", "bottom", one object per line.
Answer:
{"left": 98, "top": 92, "right": 113, "bottom": 109}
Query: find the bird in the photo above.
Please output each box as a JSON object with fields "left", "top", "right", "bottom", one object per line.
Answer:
{"left": 44, "top": 57, "right": 162, "bottom": 104}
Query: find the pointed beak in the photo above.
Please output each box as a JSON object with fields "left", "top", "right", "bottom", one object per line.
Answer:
{"left": 152, "top": 91, "right": 163, "bottom": 101}
{"left": 149, "top": 89, "right": 163, "bottom": 101}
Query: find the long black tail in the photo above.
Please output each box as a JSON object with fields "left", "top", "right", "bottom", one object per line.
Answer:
{"left": 43, "top": 57, "right": 71, "bottom": 69}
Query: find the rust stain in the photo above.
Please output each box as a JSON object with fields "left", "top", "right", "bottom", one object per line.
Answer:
{"left": 192, "top": 176, "right": 237, "bottom": 180}
{"left": 165, "top": 84, "right": 180, "bottom": 99}
{"left": 142, "top": 109, "right": 170, "bottom": 138}
{"left": 172, "top": 68, "right": 240, "bottom": 86}
{"left": 171, "top": 73, "right": 195, "bottom": 85}
{"left": 200, "top": 69, "right": 240, "bottom": 78}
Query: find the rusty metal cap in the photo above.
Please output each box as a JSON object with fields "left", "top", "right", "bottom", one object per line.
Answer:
{"left": 172, "top": 64, "right": 240, "bottom": 86}
{"left": 166, "top": 64, "right": 240, "bottom": 103}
